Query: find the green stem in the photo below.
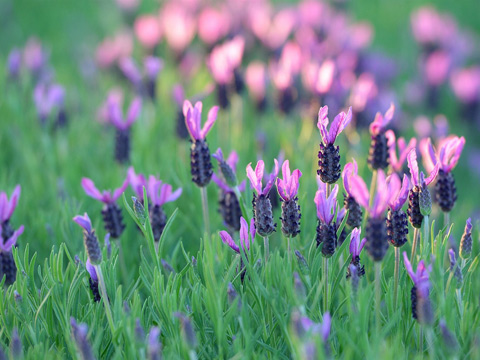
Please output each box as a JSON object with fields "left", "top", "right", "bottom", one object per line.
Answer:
{"left": 234, "top": 187, "right": 248, "bottom": 221}
{"left": 410, "top": 228, "right": 419, "bottom": 264}
{"left": 323, "top": 257, "right": 329, "bottom": 313}
{"left": 444, "top": 212, "right": 450, "bottom": 229}
{"left": 263, "top": 236, "right": 269, "bottom": 264}
{"left": 375, "top": 262, "right": 381, "bottom": 335}
{"left": 393, "top": 247, "right": 400, "bottom": 309}
{"left": 201, "top": 187, "right": 210, "bottom": 237}
{"left": 422, "top": 215, "right": 430, "bottom": 257}
{"left": 287, "top": 236, "right": 291, "bottom": 264}
{"left": 369, "top": 170, "right": 378, "bottom": 209}
{"left": 426, "top": 328, "right": 435, "bottom": 360}
{"left": 419, "top": 326, "right": 423, "bottom": 355}
{"left": 116, "top": 240, "right": 128, "bottom": 284}
{"left": 95, "top": 265, "right": 115, "bottom": 335}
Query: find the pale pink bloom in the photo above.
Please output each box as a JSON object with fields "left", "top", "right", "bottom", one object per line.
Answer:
{"left": 386, "top": 130, "right": 417, "bottom": 173}
{"left": 349, "top": 73, "right": 378, "bottom": 112}
{"left": 317, "top": 105, "right": 353, "bottom": 145}
{"left": 348, "top": 170, "right": 390, "bottom": 218}
{"left": 269, "top": 61, "right": 293, "bottom": 90}
{"left": 197, "top": 7, "right": 230, "bottom": 45}
{"left": 407, "top": 149, "right": 439, "bottom": 188}
{"left": 23, "top": 37, "right": 46, "bottom": 73}
{"left": 249, "top": 6, "right": 297, "bottom": 49}
{"left": 413, "top": 116, "right": 432, "bottom": 139}
{"left": 96, "top": 31, "right": 133, "bottom": 68}
{"left": 97, "top": 89, "right": 124, "bottom": 124}
{"left": 411, "top": 7, "right": 457, "bottom": 46}
{"left": 424, "top": 51, "right": 450, "bottom": 86}
{"left": 347, "top": 23, "right": 373, "bottom": 50}
{"left": 450, "top": 67, "right": 480, "bottom": 103}
{"left": 207, "top": 36, "right": 245, "bottom": 84}
{"left": 246, "top": 159, "right": 279, "bottom": 196}
{"left": 82, "top": 177, "right": 129, "bottom": 205}
{"left": 182, "top": 100, "right": 219, "bottom": 140}
{"left": 386, "top": 173, "right": 410, "bottom": 211}
{"left": 276, "top": 160, "right": 302, "bottom": 201}
{"left": 245, "top": 62, "right": 267, "bottom": 101}
{"left": 147, "top": 176, "right": 182, "bottom": 207}
{"left": 134, "top": 15, "right": 162, "bottom": 49}
{"left": 420, "top": 136, "right": 465, "bottom": 174}
{"left": 161, "top": 3, "right": 196, "bottom": 53}
{"left": 109, "top": 97, "right": 142, "bottom": 130}
{"left": 369, "top": 103, "right": 395, "bottom": 136}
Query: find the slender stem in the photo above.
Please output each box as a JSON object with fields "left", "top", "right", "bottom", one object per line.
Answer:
{"left": 426, "top": 328, "right": 435, "bottom": 360}
{"left": 287, "top": 236, "right": 291, "bottom": 264}
{"left": 263, "top": 236, "right": 269, "bottom": 264}
{"left": 393, "top": 247, "right": 400, "bottom": 309}
{"left": 369, "top": 170, "right": 378, "bottom": 208}
{"left": 116, "top": 240, "right": 128, "bottom": 284}
{"left": 200, "top": 187, "right": 210, "bottom": 236}
{"left": 323, "top": 257, "right": 329, "bottom": 313}
{"left": 419, "top": 326, "right": 424, "bottom": 355}
{"left": 375, "top": 262, "right": 382, "bottom": 335}
{"left": 444, "top": 212, "right": 450, "bottom": 229}
{"left": 411, "top": 228, "right": 419, "bottom": 264}
{"left": 95, "top": 265, "right": 115, "bottom": 335}
{"left": 422, "top": 215, "right": 430, "bottom": 257}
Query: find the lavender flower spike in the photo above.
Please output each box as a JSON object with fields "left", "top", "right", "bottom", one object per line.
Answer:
{"left": 183, "top": 100, "right": 219, "bottom": 141}
{"left": 147, "top": 327, "right": 162, "bottom": 360}
{"left": 73, "top": 213, "right": 102, "bottom": 265}
{"left": 86, "top": 258, "right": 100, "bottom": 302}
{"left": 386, "top": 173, "right": 410, "bottom": 248}
{"left": 460, "top": 218, "right": 473, "bottom": 259}
{"left": 368, "top": 104, "right": 395, "bottom": 170}
{"left": 347, "top": 227, "right": 366, "bottom": 278}
{"left": 277, "top": 160, "right": 302, "bottom": 237}
{"left": 314, "top": 180, "right": 339, "bottom": 257}
{"left": 219, "top": 217, "right": 255, "bottom": 254}
{"left": 403, "top": 251, "right": 433, "bottom": 324}
{"left": 317, "top": 106, "right": 353, "bottom": 145}
{"left": 342, "top": 160, "right": 363, "bottom": 228}
{"left": 247, "top": 159, "right": 279, "bottom": 196}
{"left": 127, "top": 166, "right": 147, "bottom": 200}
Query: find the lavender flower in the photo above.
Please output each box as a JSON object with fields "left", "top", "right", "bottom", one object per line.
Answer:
{"left": 407, "top": 149, "right": 439, "bottom": 227}
{"left": 346, "top": 227, "right": 366, "bottom": 278}
{"left": 314, "top": 180, "right": 339, "bottom": 257}
{"left": 127, "top": 167, "right": 147, "bottom": 201}
{"left": 174, "top": 313, "right": 197, "bottom": 349}
{"left": 0, "top": 185, "right": 21, "bottom": 240}
{"left": 70, "top": 318, "right": 95, "bottom": 360}
{"left": 147, "top": 176, "right": 182, "bottom": 241}
{"left": 386, "top": 174, "right": 410, "bottom": 247}
{"left": 82, "top": 177, "right": 128, "bottom": 238}
{"left": 144, "top": 56, "right": 163, "bottom": 100}
{"left": 342, "top": 160, "right": 363, "bottom": 229}
{"left": 421, "top": 136, "right": 465, "bottom": 212}
{"left": 368, "top": 104, "right": 394, "bottom": 170}
{"left": 147, "top": 327, "right": 162, "bottom": 360}
{"left": 403, "top": 252, "right": 433, "bottom": 324}
{"left": 73, "top": 213, "right": 101, "bottom": 265}
{"left": 448, "top": 249, "right": 463, "bottom": 287}
{"left": 247, "top": 160, "right": 279, "bottom": 236}
{"left": 459, "top": 218, "right": 472, "bottom": 259}
{"left": 7, "top": 49, "right": 22, "bottom": 80}
{"left": 33, "top": 83, "right": 66, "bottom": 127}
{"left": 0, "top": 225, "right": 25, "bottom": 286}
{"left": 183, "top": 100, "right": 219, "bottom": 187}
{"left": 212, "top": 149, "right": 245, "bottom": 231}
{"left": 349, "top": 170, "right": 390, "bottom": 261}
{"left": 386, "top": 130, "right": 417, "bottom": 173}
{"left": 108, "top": 97, "right": 142, "bottom": 164}
{"left": 276, "top": 160, "right": 302, "bottom": 237}
{"left": 86, "top": 259, "right": 100, "bottom": 302}
{"left": 317, "top": 105, "right": 353, "bottom": 184}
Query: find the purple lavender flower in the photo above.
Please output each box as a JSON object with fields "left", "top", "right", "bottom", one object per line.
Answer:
{"left": 276, "top": 160, "right": 302, "bottom": 237}
{"left": 127, "top": 166, "right": 147, "bottom": 201}
{"left": 118, "top": 57, "right": 143, "bottom": 89}
{"left": 386, "top": 173, "right": 410, "bottom": 247}
{"left": 219, "top": 217, "right": 255, "bottom": 254}
{"left": 86, "top": 259, "right": 100, "bottom": 302}
{"left": 347, "top": 227, "right": 366, "bottom": 278}
{"left": 183, "top": 100, "right": 219, "bottom": 187}
{"left": 81, "top": 177, "right": 129, "bottom": 238}
{"left": 147, "top": 327, "right": 162, "bottom": 360}
{"left": 460, "top": 218, "right": 472, "bottom": 259}
{"left": 349, "top": 170, "right": 390, "bottom": 261}
{"left": 7, "top": 49, "right": 22, "bottom": 80}
{"left": 144, "top": 56, "right": 163, "bottom": 100}
{"left": 403, "top": 251, "right": 433, "bottom": 324}
{"left": 73, "top": 213, "right": 102, "bottom": 265}
{"left": 70, "top": 318, "right": 95, "bottom": 360}
{"left": 212, "top": 149, "right": 245, "bottom": 231}
{"left": 147, "top": 175, "right": 182, "bottom": 241}
{"left": 386, "top": 130, "right": 417, "bottom": 173}
{"left": 317, "top": 105, "right": 353, "bottom": 184}
{"left": 109, "top": 96, "right": 142, "bottom": 164}
{"left": 174, "top": 313, "right": 197, "bottom": 349}
{"left": 368, "top": 104, "right": 394, "bottom": 170}
{"left": 247, "top": 159, "right": 279, "bottom": 237}
{"left": 314, "top": 180, "right": 339, "bottom": 257}
{"left": 291, "top": 311, "right": 331, "bottom": 357}
{"left": 342, "top": 160, "right": 363, "bottom": 229}
{"left": 407, "top": 149, "right": 439, "bottom": 227}
{"left": 0, "top": 185, "right": 21, "bottom": 240}
{"left": 0, "top": 225, "right": 24, "bottom": 286}
{"left": 33, "top": 83, "right": 66, "bottom": 126}
{"left": 421, "top": 136, "right": 465, "bottom": 212}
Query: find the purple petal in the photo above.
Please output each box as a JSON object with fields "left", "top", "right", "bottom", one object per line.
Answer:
{"left": 127, "top": 167, "right": 146, "bottom": 199}
{"left": 349, "top": 227, "right": 361, "bottom": 257}
{"left": 212, "top": 173, "right": 231, "bottom": 192}
{"left": 219, "top": 230, "right": 239, "bottom": 253}
{"left": 172, "top": 84, "right": 185, "bottom": 106}
{"left": 200, "top": 105, "right": 219, "bottom": 139}
{"left": 212, "top": 148, "right": 223, "bottom": 162}
{"left": 407, "top": 149, "right": 419, "bottom": 187}
{"left": 1, "top": 225, "right": 24, "bottom": 252}
{"left": 73, "top": 213, "right": 92, "bottom": 233}
{"left": 262, "top": 159, "right": 279, "bottom": 195}
{"left": 167, "top": 188, "right": 182, "bottom": 203}
{"left": 108, "top": 100, "right": 125, "bottom": 130}
{"left": 465, "top": 218, "right": 472, "bottom": 234}
{"left": 424, "top": 162, "right": 440, "bottom": 186}
{"left": 239, "top": 217, "right": 249, "bottom": 251}
{"left": 86, "top": 258, "right": 98, "bottom": 282}
{"left": 113, "top": 176, "right": 130, "bottom": 202}
{"left": 348, "top": 174, "right": 370, "bottom": 210}
{"left": 226, "top": 151, "right": 239, "bottom": 172}
{"left": 276, "top": 178, "right": 288, "bottom": 201}
{"left": 342, "top": 160, "right": 357, "bottom": 198}
{"left": 125, "top": 97, "right": 142, "bottom": 128}
{"left": 403, "top": 251, "right": 416, "bottom": 284}
{"left": 419, "top": 138, "right": 437, "bottom": 174}
{"left": 0, "top": 192, "right": 7, "bottom": 221}
{"left": 81, "top": 178, "right": 105, "bottom": 202}
{"left": 246, "top": 162, "right": 262, "bottom": 194}
{"left": 446, "top": 136, "right": 465, "bottom": 173}
{"left": 321, "top": 313, "right": 331, "bottom": 342}
{"left": 6, "top": 185, "right": 21, "bottom": 220}
{"left": 317, "top": 106, "right": 329, "bottom": 144}
{"left": 249, "top": 218, "right": 256, "bottom": 243}
{"left": 328, "top": 107, "right": 352, "bottom": 144}
{"left": 147, "top": 175, "right": 161, "bottom": 205}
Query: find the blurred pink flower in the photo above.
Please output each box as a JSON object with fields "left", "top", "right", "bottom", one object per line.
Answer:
{"left": 96, "top": 30, "right": 133, "bottom": 68}
{"left": 198, "top": 7, "right": 230, "bottom": 45}
{"left": 134, "top": 15, "right": 162, "bottom": 49}
{"left": 349, "top": 73, "right": 378, "bottom": 113}
{"left": 424, "top": 51, "right": 451, "bottom": 86}
{"left": 450, "top": 67, "right": 480, "bottom": 103}
{"left": 208, "top": 36, "right": 245, "bottom": 85}
{"left": 411, "top": 7, "right": 457, "bottom": 47}
{"left": 245, "top": 62, "right": 267, "bottom": 101}
{"left": 161, "top": 3, "right": 196, "bottom": 53}
{"left": 23, "top": 37, "right": 47, "bottom": 73}
{"left": 115, "top": 0, "right": 139, "bottom": 11}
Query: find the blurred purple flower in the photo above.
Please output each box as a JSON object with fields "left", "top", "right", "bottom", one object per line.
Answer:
{"left": 0, "top": 185, "right": 21, "bottom": 222}
{"left": 219, "top": 217, "right": 255, "bottom": 253}
{"left": 386, "top": 130, "right": 417, "bottom": 173}
{"left": 147, "top": 176, "right": 182, "bottom": 207}
{"left": 369, "top": 103, "right": 394, "bottom": 136}
{"left": 348, "top": 169, "right": 390, "bottom": 218}
{"left": 109, "top": 96, "right": 142, "bottom": 130}
{"left": 127, "top": 167, "right": 147, "bottom": 200}
{"left": 81, "top": 177, "right": 129, "bottom": 205}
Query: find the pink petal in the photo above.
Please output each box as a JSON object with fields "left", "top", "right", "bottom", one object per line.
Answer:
{"left": 6, "top": 185, "right": 21, "bottom": 220}
{"left": 125, "top": 97, "right": 142, "bottom": 127}
{"left": 182, "top": 100, "right": 193, "bottom": 117}
{"left": 226, "top": 151, "right": 239, "bottom": 173}
{"left": 424, "top": 162, "right": 440, "bottom": 186}
{"left": 219, "top": 230, "right": 239, "bottom": 253}
{"left": 407, "top": 149, "right": 420, "bottom": 186}
{"left": 81, "top": 178, "right": 104, "bottom": 202}
{"left": 246, "top": 162, "right": 262, "bottom": 194}
{"left": 167, "top": 188, "right": 182, "bottom": 203}
{"left": 276, "top": 178, "right": 288, "bottom": 201}
{"left": 249, "top": 218, "right": 256, "bottom": 242}
{"left": 239, "top": 217, "right": 249, "bottom": 250}
{"left": 348, "top": 174, "right": 370, "bottom": 210}
{"left": 113, "top": 176, "right": 130, "bottom": 201}
{"left": 403, "top": 251, "right": 416, "bottom": 282}
{"left": 2, "top": 225, "right": 24, "bottom": 252}
{"left": 200, "top": 106, "right": 219, "bottom": 139}
{"left": 317, "top": 105, "right": 329, "bottom": 144}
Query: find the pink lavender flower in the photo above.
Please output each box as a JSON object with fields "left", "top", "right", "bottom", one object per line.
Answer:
{"left": 347, "top": 227, "right": 366, "bottom": 278}
{"left": 314, "top": 180, "right": 339, "bottom": 257}
{"left": 276, "top": 160, "right": 302, "bottom": 238}
{"left": 342, "top": 160, "right": 363, "bottom": 229}
{"left": 386, "top": 130, "right": 417, "bottom": 173}
{"left": 407, "top": 149, "right": 439, "bottom": 189}
{"left": 127, "top": 167, "right": 147, "bottom": 200}
{"left": 134, "top": 15, "right": 162, "bottom": 49}
{"left": 73, "top": 213, "right": 102, "bottom": 265}
{"left": 317, "top": 106, "right": 353, "bottom": 145}
{"left": 160, "top": 3, "right": 196, "bottom": 54}
{"left": 95, "top": 30, "right": 133, "bottom": 69}
{"left": 386, "top": 173, "right": 410, "bottom": 248}
{"left": 450, "top": 67, "right": 480, "bottom": 104}
{"left": 183, "top": 100, "right": 219, "bottom": 141}
{"left": 245, "top": 62, "right": 268, "bottom": 110}
{"left": 82, "top": 177, "right": 129, "bottom": 205}
{"left": 403, "top": 251, "right": 433, "bottom": 324}
{"left": 387, "top": 174, "right": 410, "bottom": 212}
{"left": 349, "top": 170, "right": 390, "bottom": 219}
{"left": 23, "top": 38, "right": 47, "bottom": 77}
{"left": 368, "top": 104, "right": 395, "bottom": 170}
{"left": 0, "top": 185, "right": 21, "bottom": 224}
{"left": 420, "top": 136, "right": 465, "bottom": 175}
{"left": 33, "top": 83, "right": 66, "bottom": 125}
{"left": 197, "top": 7, "right": 230, "bottom": 45}
{"left": 219, "top": 217, "right": 256, "bottom": 254}
{"left": 276, "top": 160, "right": 302, "bottom": 202}
{"left": 147, "top": 176, "right": 182, "bottom": 207}
{"left": 247, "top": 159, "right": 279, "bottom": 197}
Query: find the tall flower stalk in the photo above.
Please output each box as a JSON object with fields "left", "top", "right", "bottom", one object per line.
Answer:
{"left": 183, "top": 100, "right": 219, "bottom": 236}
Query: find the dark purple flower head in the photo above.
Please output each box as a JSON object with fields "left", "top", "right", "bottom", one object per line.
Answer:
{"left": 314, "top": 179, "right": 338, "bottom": 224}
{"left": 342, "top": 160, "right": 358, "bottom": 198}
{"left": 407, "top": 149, "right": 439, "bottom": 187}
{"left": 349, "top": 169, "right": 390, "bottom": 218}
{"left": 7, "top": 49, "right": 22, "bottom": 78}
{"left": 386, "top": 130, "right": 417, "bottom": 173}
{"left": 73, "top": 213, "right": 92, "bottom": 233}
{"left": 276, "top": 160, "right": 302, "bottom": 201}
{"left": 246, "top": 159, "right": 279, "bottom": 196}
{"left": 0, "top": 185, "right": 21, "bottom": 222}
{"left": 127, "top": 167, "right": 147, "bottom": 200}
{"left": 219, "top": 217, "right": 255, "bottom": 253}
{"left": 349, "top": 227, "right": 366, "bottom": 258}
{"left": 212, "top": 149, "right": 246, "bottom": 192}
{"left": 183, "top": 100, "right": 219, "bottom": 141}
{"left": 369, "top": 103, "right": 394, "bottom": 136}
{"left": 420, "top": 136, "right": 465, "bottom": 174}
{"left": 85, "top": 258, "right": 98, "bottom": 282}
{"left": 317, "top": 105, "right": 352, "bottom": 145}
{"left": 81, "top": 177, "right": 129, "bottom": 204}
{"left": 403, "top": 251, "right": 431, "bottom": 298}
{"left": 0, "top": 225, "right": 24, "bottom": 252}
{"left": 144, "top": 56, "right": 164, "bottom": 80}
{"left": 147, "top": 175, "right": 182, "bottom": 207}
{"left": 386, "top": 173, "right": 410, "bottom": 211}
{"left": 109, "top": 97, "right": 142, "bottom": 131}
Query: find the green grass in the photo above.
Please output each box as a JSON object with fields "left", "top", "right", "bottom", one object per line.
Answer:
{"left": 1, "top": 0, "right": 480, "bottom": 358}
